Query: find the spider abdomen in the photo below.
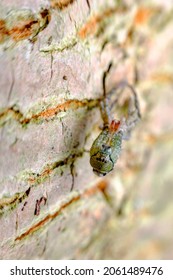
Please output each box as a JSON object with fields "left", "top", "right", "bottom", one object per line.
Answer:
{"left": 90, "top": 128, "right": 123, "bottom": 176}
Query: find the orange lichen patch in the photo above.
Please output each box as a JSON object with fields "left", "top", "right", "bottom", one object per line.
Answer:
{"left": 78, "top": 16, "right": 98, "bottom": 39}
{"left": 134, "top": 7, "right": 152, "bottom": 25}
{"left": 0, "top": 19, "right": 9, "bottom": 43}
{"left": 15, "top": 195, "right": 80, "bottom": 241}
{"left": 0, "top": 99, "right": 99, "bottom": 127}
{"left": 78, "top": 7, "right": 126, "bottom": 39}
{"left": 144, "top": 131, "right": 173, "bottom": 146}
{"left": 135, "top": 240, "right": 162, "bottom": 259}
{"left": 0, "top": 107, "right": 23, "bottom": 125}
{"left": 1, "top": 8, "right": 50, "bottom": 43}
{"left": 27, "top": 177, "right": 38, "bottom": 184}
{"left": 151, "top": 72, "right": 173, "bottom": 84}
{"left": 84, "top": 180, "right": 108, "bottom": 197}
{"left": 15, "top": 179, "right": 108, "bottom": 241}
{"left": 27, "top": 166, "right": 54, "bottom": 185}
{"left": 50, "top": 0, "right": 76, "bottom": 10}
{"left": 26, "top": 152, "right": 80, "bottom": 186}
{"left": 144, "top": 134, "right": 158, "bottom": 145}
{"left": 134, "top": 7, "right": 156, "bottom": 26}
{"left": 40, "top": 168, "right": 52, "bottom": 177}
{"left": 8, "top": 19, "right": 39, "bottom": 41}
{"left": 21, "top": 99, "right": 98, "bottom": 124}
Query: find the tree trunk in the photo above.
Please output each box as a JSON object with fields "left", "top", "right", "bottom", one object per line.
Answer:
{"left": 0, "top": 0, "right": 173, "bottom": 259}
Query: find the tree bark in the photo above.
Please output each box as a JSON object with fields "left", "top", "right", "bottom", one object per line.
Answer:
{"left": 0, "top": 0, "right": 173, "bottom": 259}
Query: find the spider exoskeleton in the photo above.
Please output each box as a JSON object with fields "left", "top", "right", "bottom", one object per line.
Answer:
{"left": 90, "top": 63, "right": 141, "bottom": 177}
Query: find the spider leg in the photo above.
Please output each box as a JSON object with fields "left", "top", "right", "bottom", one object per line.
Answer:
{"left": 100, "top": 60, "right": 141, "bottom": 138}
{"left": 124, "top": 83, "right": 141, "bottom": 135}
{"left": 109, "top": 86, "right": 124, "bottom": 111}
{"left": 100, "top": 62, "right": 113, "bottom": 127}
{"left": 106, "top": 81, "right": 141, "bottom": 139}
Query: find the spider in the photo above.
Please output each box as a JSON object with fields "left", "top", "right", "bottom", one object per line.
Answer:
{"left": 90, "top": 63, "right": 141, "bottom": 176}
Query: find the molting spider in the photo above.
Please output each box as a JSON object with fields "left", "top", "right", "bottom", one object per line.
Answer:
{"left": 90, "top": 63, "right": 141, "bottom": 176}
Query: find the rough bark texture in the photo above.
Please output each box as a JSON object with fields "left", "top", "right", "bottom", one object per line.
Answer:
{"left": 0, "top": 0, "right": 173, "bottom": 259}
